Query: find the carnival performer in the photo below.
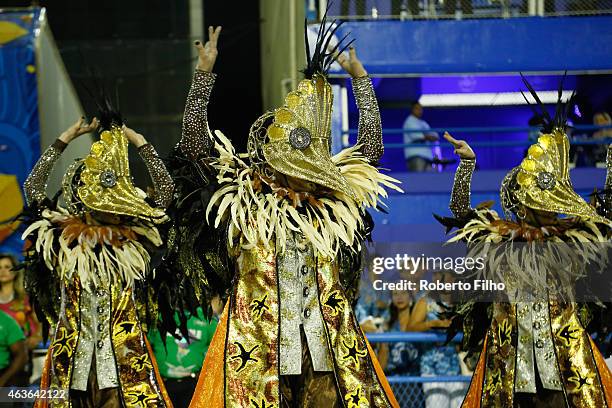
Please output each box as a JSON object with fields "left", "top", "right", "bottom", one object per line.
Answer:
{"left": 437, "top": 84, "right": 612, "bottom": 407}
{"left": 21, "top": 108, "right": 174, "bottom": 407}
{"left": 163, "top": 18, "right": 402, "bottom": 408}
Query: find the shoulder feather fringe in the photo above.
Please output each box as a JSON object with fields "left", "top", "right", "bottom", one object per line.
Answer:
{"left": 21, "top": 207, "right": 162, "bottom": 291}
{"left": 447, "top": 208, "right": 610, "bottom": 300}
{"left": 207, "top": 130, "right": 402, "bottom": 257}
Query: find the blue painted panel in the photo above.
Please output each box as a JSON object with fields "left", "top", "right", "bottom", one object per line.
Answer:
{"left": 325, "top": 17, "right": 612, "bottom": 74}
{"left": 0, "top": 8, "right": 42, "bottom": 255}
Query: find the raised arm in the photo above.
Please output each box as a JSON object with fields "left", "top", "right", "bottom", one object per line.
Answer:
{"left": 604, "top": 144, "right": 612, "bottom": 216}
{"left": 353, "top": 76, "right": 383, "bottom": 163}
{"left": 123, "top": 126, "right": 174, "bottom": 208}
{"left": 445, "top": 133, "right": 476, "bottom": 218}
{"left": 179, "top": 26, "right": 221, "bottom": 161}
{"left": 335, "top": 47, "right": 383, "bottom": 164}
{"left": 24, "top": 118, "right": 98, "bottom": 205}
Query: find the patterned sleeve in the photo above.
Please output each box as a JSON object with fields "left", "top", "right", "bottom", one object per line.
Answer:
{"left": 352, "top": 76, "right": 384, "bottom": 164}
{"left": 449, "top": 159, "right": 476, "bottom": 218}
{"left": 179, "top": 69, "right": 217, "bottom": 160}
{"left": 604, "top": 145, "right": 612, "bottom": 215}
{"left": 23, "top": 139, "right": 67, "bottom": 205}
{"left": 137, "top": 143, "right": 175, "bottom": 208}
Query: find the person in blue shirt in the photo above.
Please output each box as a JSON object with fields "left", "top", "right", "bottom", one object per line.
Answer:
{"left": 403, "top": 102, "right": 439, "bottom": 172}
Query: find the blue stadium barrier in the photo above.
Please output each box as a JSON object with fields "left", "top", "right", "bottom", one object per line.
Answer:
{"left": 366, "top": 332, "right": 472, "bottom": 405}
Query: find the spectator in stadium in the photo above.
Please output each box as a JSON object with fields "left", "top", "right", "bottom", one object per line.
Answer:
{"left": 148, "top": 299, "right": 222, "bottom": 408}
{"left": 355, "top": 251, "right": 391, "bottom": 333}
{"left": 403, "top": 102, "right": 439, "bottom": 172}
{"left": 378, "top": 289, "right": 428, "bottom": 408}
{"left": 0, "top": 253, "right": 41, "bottom": 385}
{"left": 592, "top": 111, "right": 612, "bottom": 163}
{"left": 0, "top": 309, "right": 27, "bottom": 388}
{"left": 419, "top": 272, "right": 466, "bottom": 408}
{"left": 341, "top": 0, "right": 366, "bottom": 17}
{"left": 443, "top": 0, "right": 473, "bottom": 17}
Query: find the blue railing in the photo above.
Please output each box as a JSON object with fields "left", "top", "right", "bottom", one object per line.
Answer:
{"left": 366, "top": 332, "right": 472, "bottom": 386}
{"left": 344, "top": 125, "right": 612, "bottom": 149}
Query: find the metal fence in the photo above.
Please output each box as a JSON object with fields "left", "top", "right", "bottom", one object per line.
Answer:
{"left": 367, "top": 332, "right": 471, "bottom": 408}
{"left": 308, "top": 0, "right": 612, "bottom": 20}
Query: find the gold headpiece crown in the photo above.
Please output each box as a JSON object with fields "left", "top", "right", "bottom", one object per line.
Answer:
{"left": 254, "top": 74, "right": 355, "bottom": 198}
{"left": 76, "top": 125, "right": 166, "bottom": 222}
{"left": 512, "top": 128, "right": 609, "bottom": 224}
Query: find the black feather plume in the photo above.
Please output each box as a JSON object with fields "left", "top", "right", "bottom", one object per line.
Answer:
{"left": 520, "top": 72, "right": 574, "bottom": 134}
{"left": 302, "top": 4, "right": 353, "bottom": 79}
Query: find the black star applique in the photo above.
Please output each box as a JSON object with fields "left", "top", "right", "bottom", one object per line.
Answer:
{"left": 230, "top": 342, "right": 259, "bottom": 373}
{"left": 497, "top": 319, "right": 512, "bottom": 347}
{"left": 250, "top": 397, "right": 271, "bottom": 408}
{"left": 126, "top": 391, "right": 157, "bottom": 407}
{"left": 342, "top": 338, "right": 367, "bottom": 371}
{"left": 345, "top": 386, "right": 367, "bottom": 408}
{"left": 485, "top": 369, "right": 502, "bottom": 394}
{"left": 324, "top": 291, "right": 344, "bottom": 316}
{"left": 115, "top": 321, "right": 136, "bottom": 336}
{"left": 131, "top": 354, "right": 152, "bottom": 372}
{"left": 556, "top": 323, "right": 580, "bottom": 347}
{"left": 568, "top": 367, "right": 593, "bottom": 392}
{"left": 250, "top": 295, "right": 270, "bottom": 320}
{"left": 51, "top": 327, "right": 77, "bottom": 357}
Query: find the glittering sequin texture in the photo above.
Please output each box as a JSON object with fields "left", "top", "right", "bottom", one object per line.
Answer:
{"left": 180, "top": 70, "right": 217, "bottom": 160}
{"left": 24, "top": 142, "right": 65, "bottom": 205}
{"left": 353, "top": 76, "right": 384, "bottom": 164}
{"left": 138, "top": 143, "right": 174, "bottom": 208}
{"left": 450, "top": 158, "right": 476, "bottom": 217}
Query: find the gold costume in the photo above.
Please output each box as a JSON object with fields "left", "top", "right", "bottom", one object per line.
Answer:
{"left": 165, "top": 21, "right": 401, "bottom": 408}
{"left": 440, "top": 87, "right": 612, "bottom": 408}
{"left": 22, "top": 121, "right": 174, "bottom": 407}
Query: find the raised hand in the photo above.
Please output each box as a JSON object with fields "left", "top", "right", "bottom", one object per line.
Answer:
{"left": 59, "top": 117, "right": 99, "bottom": 144}
{"left": 195, "top": 26, "right": 222, "bottom": 72}
{"left": 122, "top": 125, "right": 147, "bottom": 148}
{"left": 444, "top": 132, "right": 475, "bottom": 160}
{"left": 334, "top": 46, "right": 367, "bottom": 79}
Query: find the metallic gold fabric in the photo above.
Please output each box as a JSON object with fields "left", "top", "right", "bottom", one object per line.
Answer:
{"left": 515, "top": 130, "right": 609, "bottom": 225}
{"left": 77, "top": 125, "right": 166, "bottom": 222}
{"left": 316, "top": 255, "right": 395, "bottom": 407}
{"left": 480, "top": 303, "right": 517, "bottom": 407}
{"left": 549, "top": 302, "right": 608, "bottom": 407}
{"left": 225, "top": 245, "right": 280, "bottom": 407}
{"left": 189, "top": 244, "right": 398, "bottom": 408}
{"left": 111, "top": 286, "right": 169, "bottom": 407}
{"left": 49, "top": 285, "right": 81, "bottom": 408}
{"left": 461, "top": 302, "right": 612, "bottom": 408}
{"left": 259, "top": 74, "right": 355, "bottom": 198}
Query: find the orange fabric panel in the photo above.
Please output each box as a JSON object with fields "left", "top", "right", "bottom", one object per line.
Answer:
{"left": 461, "top": 338, "right": 487, "bottom": 408}
{"left": 364, "top": 335, "right": 400, "bottom": 408}
{"left": 189, "top": 303, "right": 229, "bottom": 408}
{"left": 589, "top": 336, "right": 612, "bottom": 407}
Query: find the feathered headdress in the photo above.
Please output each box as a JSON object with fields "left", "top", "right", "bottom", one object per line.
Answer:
{"left": 501, "top": 74, "right": 610, "bottom": 225}
{"left": 248, "top": 9, "right": 356, "bottom": 198}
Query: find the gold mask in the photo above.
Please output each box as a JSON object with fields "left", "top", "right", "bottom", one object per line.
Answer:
{"left": 258, "top": 74, "right": 355, "bottom": 198}
{"left": 76, "top": 125, "right": 166, "bottom": 221}
{"left": 514, "top": 128, "right": 609, "bottom": 224}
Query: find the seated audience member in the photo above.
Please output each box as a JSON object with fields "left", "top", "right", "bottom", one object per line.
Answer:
{"left": 378, "top": 289, "right": 429, "bottom": 408}
{"left": 419, "top": 272, "right": 466, "bottom": 408}
{"left": 148, "top": 302, "right": 220, "bottom": 408}
{"left": 0, "top": 254, "right": 42, "bottom": 385}
{"left": 0, "top": 309, "right": 27, "bottom": 388}
{"left": 403, "top": 102, "right": 439, "bottom": 172}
